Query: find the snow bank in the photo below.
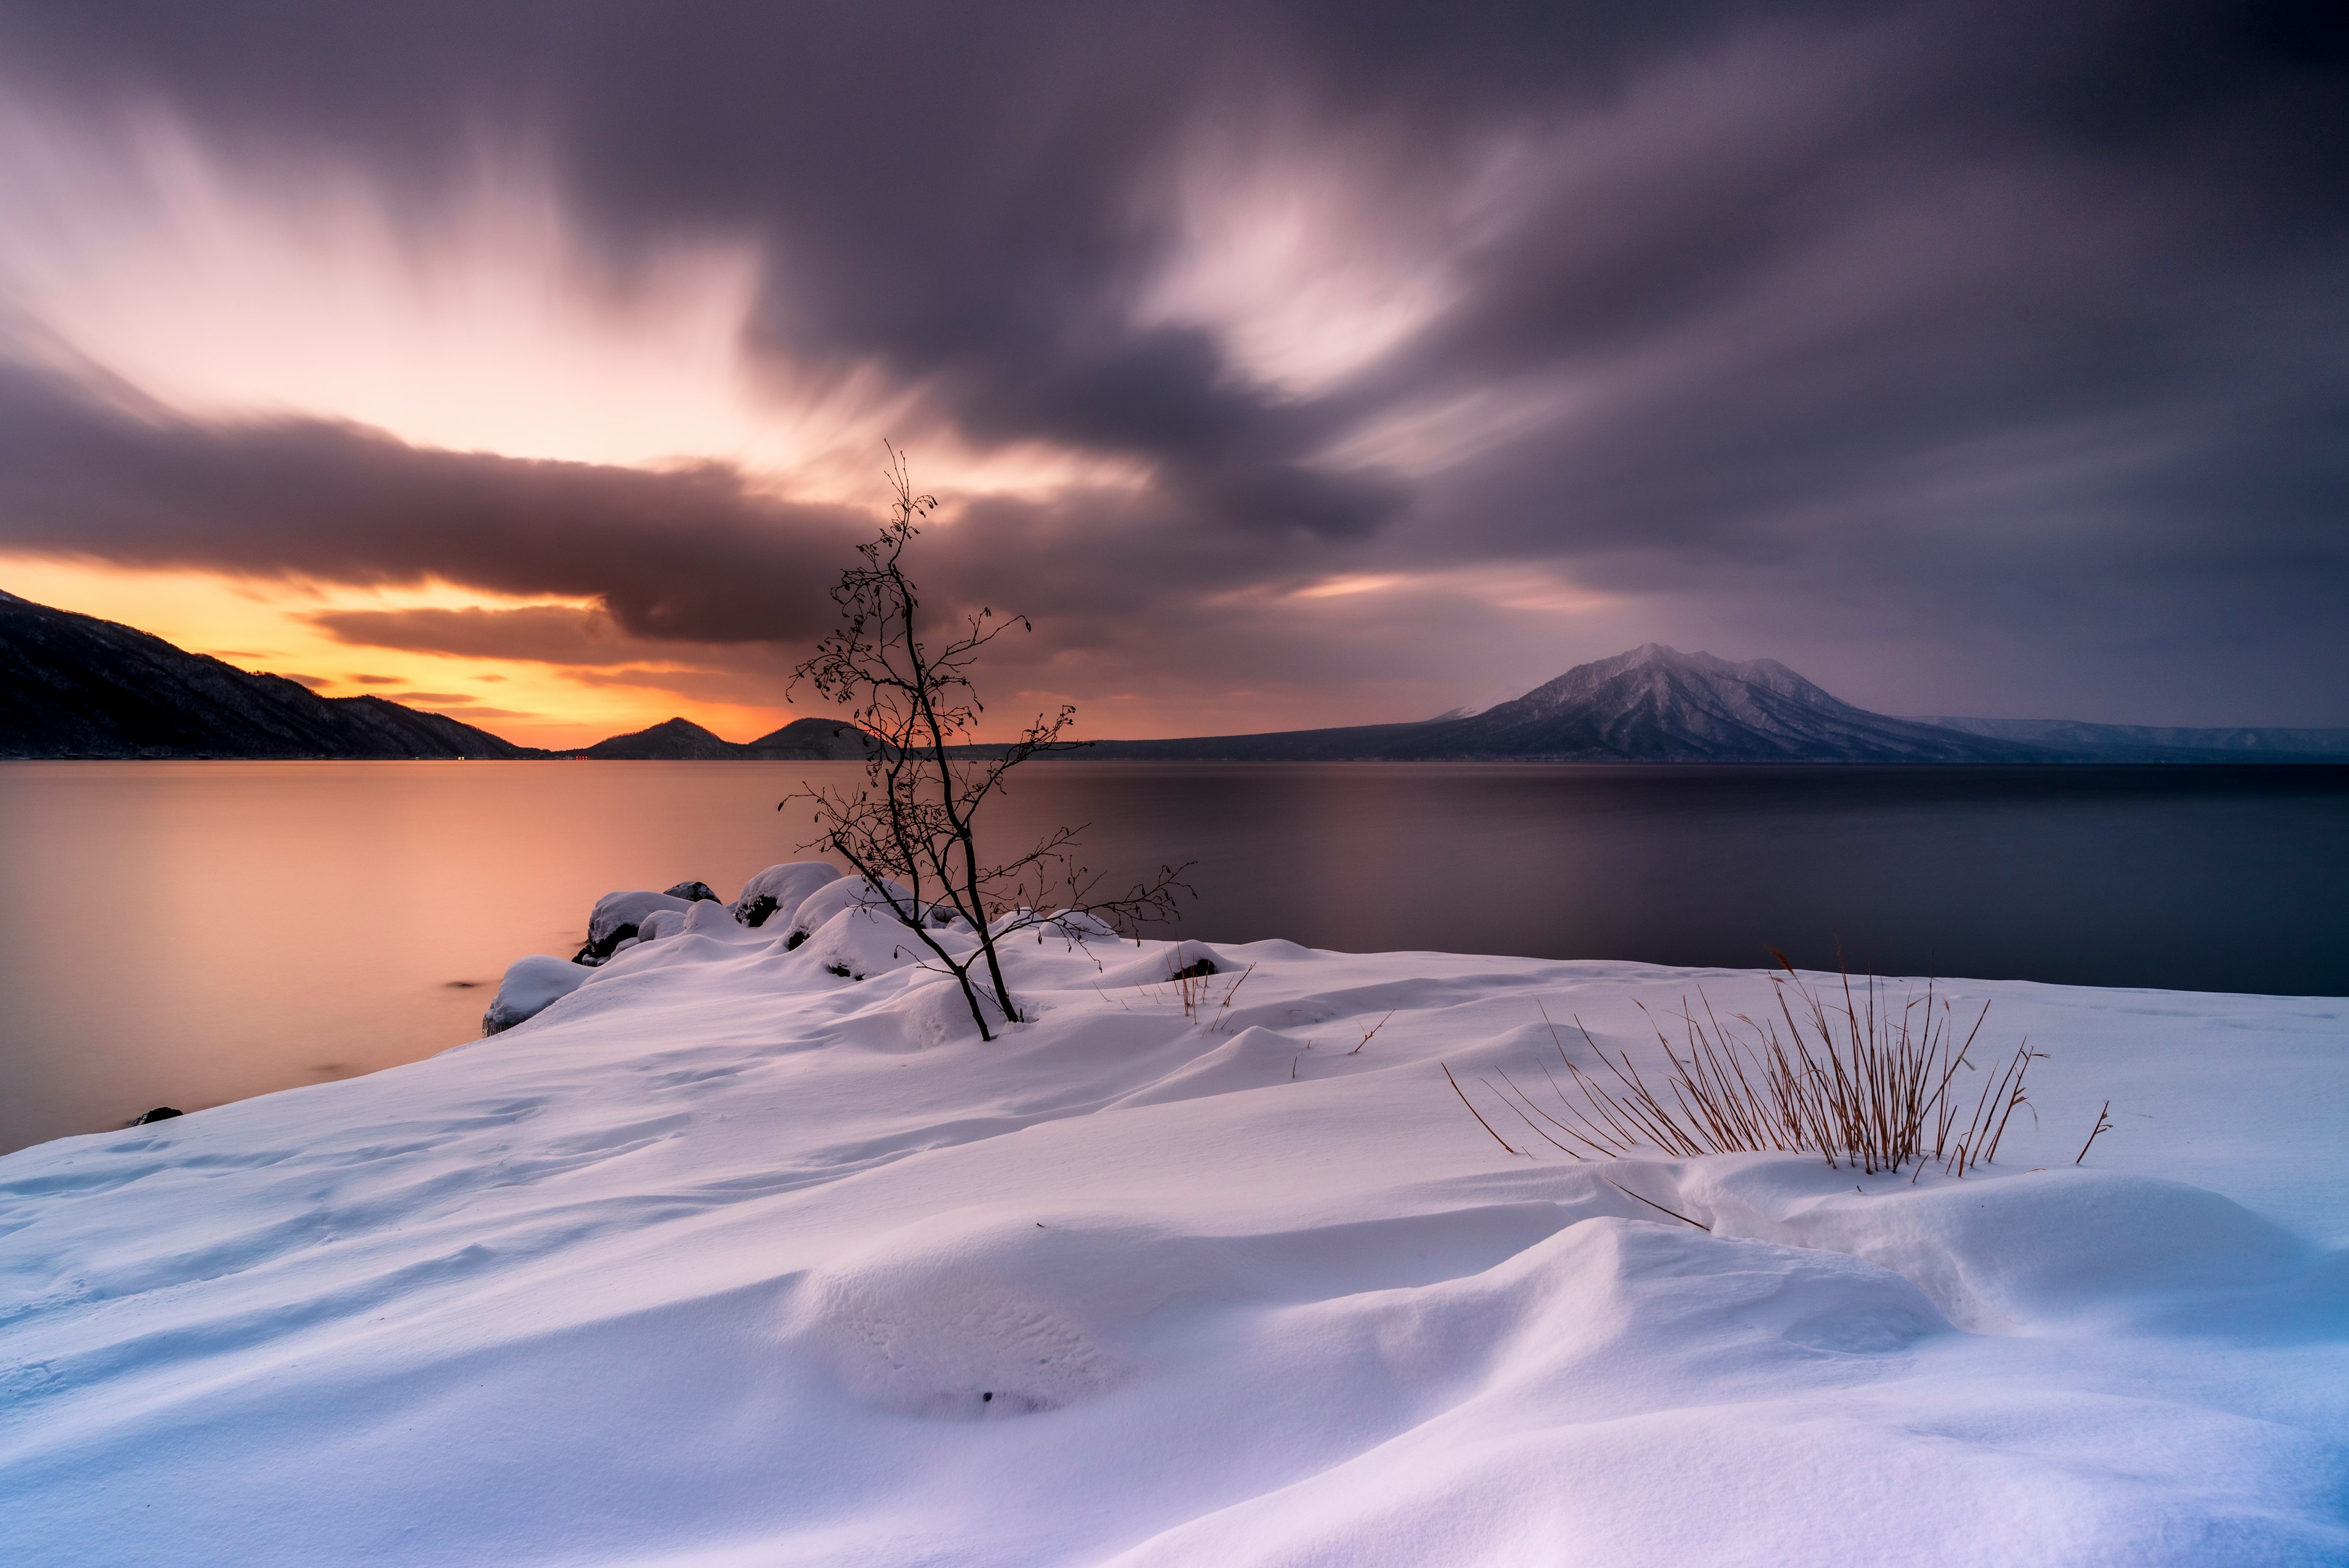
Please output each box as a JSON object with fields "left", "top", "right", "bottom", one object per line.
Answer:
{"left": 1, "top": 926, "right": 2342, "bottom": 1567}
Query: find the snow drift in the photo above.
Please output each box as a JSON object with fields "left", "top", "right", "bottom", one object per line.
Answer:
{"left": 1, "top": 869, "right": 2343, "bottom": 1567}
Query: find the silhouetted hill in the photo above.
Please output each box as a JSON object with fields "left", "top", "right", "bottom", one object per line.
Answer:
{"left": 742, "top": 718, "right": 885, "bottom": 759}
{"left": 17, "top": 596, "right": 2332, "bottom": 768}
{"left": 0, "top": 589, "right": 533, "bottom": 759}
{"left": 1908, "top": 715, "right": 2349, "bottom": 760}
{"left": 564, "top": 715, "right": 885, "bottom": 759}
{"left": 570, "top": 716, "right": 742, "bottom": 759}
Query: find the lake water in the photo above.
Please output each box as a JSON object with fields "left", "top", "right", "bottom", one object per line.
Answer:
{"left": 2, "top": 760, "right": 2342, "bottom": 1155}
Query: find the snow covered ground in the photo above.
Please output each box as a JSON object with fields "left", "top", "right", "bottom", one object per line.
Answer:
{"left": 2, "top": 868, "right": 2345, "bottom": 1567}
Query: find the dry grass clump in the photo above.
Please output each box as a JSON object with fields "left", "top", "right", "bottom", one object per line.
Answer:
{"left": 1458, "top": 955, "right": 2042, "bottom": 1177}
{"left": 1094, "top": 958, "right": 1258, "bottom": 1028}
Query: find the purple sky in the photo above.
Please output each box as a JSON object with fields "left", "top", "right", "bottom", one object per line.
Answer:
{"left": 0, "top": 1, "right": 2343, "bottom": 740}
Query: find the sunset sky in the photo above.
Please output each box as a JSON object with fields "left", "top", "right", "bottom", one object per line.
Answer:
{"left": 0, "top": 2, "right": 2342, "bottom": 747}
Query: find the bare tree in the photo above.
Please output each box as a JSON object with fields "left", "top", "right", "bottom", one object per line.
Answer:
{"left": 782, "top": 446, "right": 1189, "bottom": 1039}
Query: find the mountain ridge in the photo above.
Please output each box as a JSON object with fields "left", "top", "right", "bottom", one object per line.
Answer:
{"left": 5, "top": 593, "right": 2337, "bottom": 764}
{"left": 0, "top": 589, "right": 896, "bottom": 761}
{"left": 1906, "top": 714, "right": 2349, "bottom": 758}
{"left": 1, "top": 589, "right": 533, "bottom": 759}
{"left": 1065, "top": 645, "right": 2347, "bottom": 764}
{"left": 562, "top": 715, "right": 882, "bottom": 761}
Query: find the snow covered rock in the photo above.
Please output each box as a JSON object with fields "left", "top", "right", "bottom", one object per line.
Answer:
{"left": 1094, "top": 937, "right": 1226, "bottom": 987}
{"left": 729, "top": 861, "right": 843, "bottom": 927}
{"left": 779, "top": 874, "right": 916, "bottom": 947}
{"left": 788, "top": 897, "right": 943, "bottom": 983}
{"left": 573, "top": 889, "right": 692, "bottom": 964}
{"left": 662, "top": 880, "right": 721, "bottom": 904}
{"left": 1043, "top": 909, "right": 1122, "bottom": 943}
{"left": 480, "top": 953, "right": 591, "bottom": 1035}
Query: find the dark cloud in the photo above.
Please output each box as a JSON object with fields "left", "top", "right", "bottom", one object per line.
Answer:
{"left": 0, "top": 359, "right": 861, "bottom": 642}
{"left": 310, "top": 606, "right": 640, "bottom": 666}
{"left": 566, "top": 666, "right": 795, "bottom": 707}
{"left": 0, "top": 1, "right": 2343, "bottom": 720}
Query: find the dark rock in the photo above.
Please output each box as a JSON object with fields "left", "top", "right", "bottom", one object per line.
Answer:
{"left": 664, "top": 880, "right": 721, "bottom": 903}
{"left": 133, "top": 1107, "right": 184, "bottom": 1124}
{"left": 739, "top": 893, "right": 779, "bottom": 927}
{"left": 1171, "top": 957, "right": 1218, "bottom": 979}
{"left": 573, "top": 922, "right": 639, "bottom": 965}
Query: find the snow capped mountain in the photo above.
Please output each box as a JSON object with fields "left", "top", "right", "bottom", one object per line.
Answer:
{"left": 1082, "top": 644, "right": 2054, "bottom": 762}
{"left": 1408, "top": 644, "right": 2041, "bottom": 762}
{"left": 1075, "top": 644, "right": 2349, "bottom": 762}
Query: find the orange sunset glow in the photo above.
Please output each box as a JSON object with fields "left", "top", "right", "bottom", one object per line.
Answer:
{"left": 2, "top": 557, "right": 796, "bottom": 750}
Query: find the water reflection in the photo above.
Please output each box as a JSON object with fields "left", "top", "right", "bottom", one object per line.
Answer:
{"left": 1, "top": 760, "right": 2340, "bottom": 1153}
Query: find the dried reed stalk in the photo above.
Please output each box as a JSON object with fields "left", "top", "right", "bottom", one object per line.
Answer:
{"left": 1463, "top": 958, "right": 2034, "bottom": 1176}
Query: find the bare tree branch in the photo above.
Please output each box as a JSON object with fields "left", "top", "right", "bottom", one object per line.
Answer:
{"left": 780, "top": 444, "right": 1190, "bottom": 1039}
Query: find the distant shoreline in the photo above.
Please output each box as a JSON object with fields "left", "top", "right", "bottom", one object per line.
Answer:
{"left": 9, "top": 755, "right": 2349, "bottom": 772}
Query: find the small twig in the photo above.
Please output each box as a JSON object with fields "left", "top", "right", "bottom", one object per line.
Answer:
{"left": 1600, "top": 1176, "right": 1710, "bottom": 1231}
{"left": 2076, "top": 1100, "right": 2113, "bottom": 1164}
{"left": 1349, "top": 1009, "right": 1396, "bottom": 1055}
{"left": 1211, "top": 963, "right": 1258, "bottom": 1033}
{"left": 1442, "top": 1062, "right": 1523, "bottom": 1156}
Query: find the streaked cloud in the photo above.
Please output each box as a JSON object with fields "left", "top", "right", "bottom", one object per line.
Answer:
{"left": 0, "top": 0, "right": 2340, "bottom": 729}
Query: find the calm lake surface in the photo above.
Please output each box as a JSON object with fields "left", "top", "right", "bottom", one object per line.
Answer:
{"left": 2, "top": 760, "right": 2343, "bottom": 1154}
